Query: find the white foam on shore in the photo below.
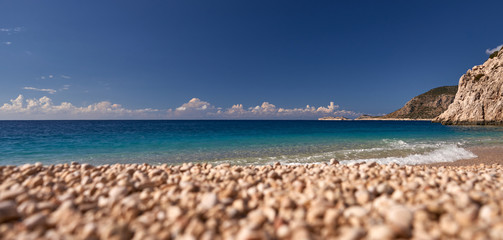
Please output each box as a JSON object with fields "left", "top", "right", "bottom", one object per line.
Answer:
{"left": 210, "top": 140, "right": 478, "bottom": 166}
{"left": 339, "top": 144, "right": 477, "bottom": 165}
{"left": 338, "top": 139, "right": 468, "bottom": 155}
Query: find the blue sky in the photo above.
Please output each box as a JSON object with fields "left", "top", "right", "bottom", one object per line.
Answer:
{"left": 1, "top": 0, "right": 502, "bottom": 119}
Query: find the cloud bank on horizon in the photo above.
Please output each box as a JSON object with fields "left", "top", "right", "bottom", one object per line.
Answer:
{"left": 0, "top": 95, "right": 359, "bottom": 120}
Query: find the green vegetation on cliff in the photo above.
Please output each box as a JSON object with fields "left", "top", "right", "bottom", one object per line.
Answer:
{"left": 489, "top": 46, "right": 502, "bottom": 59}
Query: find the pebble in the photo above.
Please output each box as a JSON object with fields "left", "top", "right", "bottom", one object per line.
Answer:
{"left": 339, "top": 227, "right": 365, "bottom": 240}
{"left": 23, "top": 213, "right": 47, "bottom": 230}
{"left": 0, "top": 162, "right": 502, "bottom": 239}
{"left": 479, "top": 204, "right": 498, "bottom": 223}
{"left": 291, "top": 226, "right": 312, "bottom": 240}
{"left": 82, "top": 222, "right": 98, "bottom": 239}
{"left": 355, "top": 189, "right": 370, "bottom": 204}
{"left": 489, "top": 223, "right": 503, "bottom": 240}
{"left": 343, "top": 206, "right": 368, "bottom": 219}
{"left": 200, "top": 193, "right": 218, "bottom": 210}
{"left": 454, "top": 205, "right": 477, "bottom": 226}
{"left": 109, "top": 186, "right": 128, "bottom": 202}
{"left": 0, "top": 200, "right": 20, "bottom": 223}
{"left": 439, "top": 215, "right": 460, "bottom": 236}
{"left": 99, "top": 222, "right": 133, "bottom": 240}
{"left": 376, "top": 183, "right": 394, "bottom": 195}
{"left": 330, "top": 158, "right": 339, "bottom": 165}
{"left": 236, "top": 227, "right": 263, "bottom": 240}
{"left": 0, "top": 186, "right": 25, "bottom": 201}
{"left": 385, "top": 205, "right": 413, "bottom": 237}
{"left": 368, "top": 225, "right": 393, "bottom": 240}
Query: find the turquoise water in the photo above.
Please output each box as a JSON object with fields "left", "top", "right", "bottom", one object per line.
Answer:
{"left": 1, "top": 120, "right": 503, "bottom": 166}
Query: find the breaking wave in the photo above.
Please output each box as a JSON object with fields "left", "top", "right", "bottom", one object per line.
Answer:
{"left": 214, "top": 140, "right": 478, "bottom": 166}
{"left": 339, "top": 143, "right": 477, "bottom": 165}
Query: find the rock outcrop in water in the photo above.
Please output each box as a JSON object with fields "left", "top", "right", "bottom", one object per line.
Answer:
{"left": 318, "top": 116, "right": 351, "bottom": 120}
{"left": 434, "top": 46, "right": 503, "bottom": 125}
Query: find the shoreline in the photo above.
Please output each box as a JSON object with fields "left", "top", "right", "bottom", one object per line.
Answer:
{"left": 318, "top": 118, "right": 434, "bottom": 121}
{"left": 353, "top": 118, "right": 433, "bottom": 121}
{"left": 427, "top": 145, "right": 503, "bottom": 167}
{"left": 0, "top": 145, "right": 500, "bottom": 168}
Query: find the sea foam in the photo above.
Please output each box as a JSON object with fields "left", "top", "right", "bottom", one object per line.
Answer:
{"left": 257, "top": 140, "right": 478, "bottom": 166}
{"left": 340, "top": 144, "right": 477, "bottom": 165}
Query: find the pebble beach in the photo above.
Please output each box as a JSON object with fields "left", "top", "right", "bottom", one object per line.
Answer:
{"left": 1, "top": 159, "right": 503, "bottom": 240}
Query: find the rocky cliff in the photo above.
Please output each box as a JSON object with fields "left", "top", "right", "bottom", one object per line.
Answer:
{"left": 434, "top": 47, "right": 503, "bottom": 125}
{"left": 384, "top": 86, "right": 458, "bottom": 120}
{"left": 355, "top": 86, "right": 457, "bottom": 120}
{"left": 356, "top": 86, "right": 458, "bottom": 120}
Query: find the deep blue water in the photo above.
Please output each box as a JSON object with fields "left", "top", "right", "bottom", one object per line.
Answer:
{"left": 1, "top": 120, "right": 503, "bottom": 165}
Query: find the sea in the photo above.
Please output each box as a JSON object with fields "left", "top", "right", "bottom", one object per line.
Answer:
{"left": 1, "top": 120, "right": 503, "bottom": 166}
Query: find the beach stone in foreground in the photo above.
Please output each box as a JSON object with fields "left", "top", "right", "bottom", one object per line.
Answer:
{"left": 0, "top": 162, "right": 503, "bottom": 239}
{"left": 0, "top": 201, "right": 20, "bottom": 223}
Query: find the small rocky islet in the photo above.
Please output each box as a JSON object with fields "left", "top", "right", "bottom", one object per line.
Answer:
{"left": 1, "top": 161, "right": 503, "bottom": 240}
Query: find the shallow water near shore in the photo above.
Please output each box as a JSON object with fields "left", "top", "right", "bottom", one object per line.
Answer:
{"left": 1, "top": 120, "right": 503, "bottom": 166}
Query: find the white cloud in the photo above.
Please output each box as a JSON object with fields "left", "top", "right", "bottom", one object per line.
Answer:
{"left": 0, "top": 27, "right": 22, "bottom": 33}
{"left": 23, "top": 87, "right": 57, "bottom": 94}
{"left": 226, "top": 101, "right": 355, "bottom": 119}
{"left": 175, "top": 98, "right": 212, "bottom": 111}
{"left": 170, "top": 98, "right": 359, "bottom": 120}
{"left": 0, "top": 27, "right": 22, "bottom": 40}
{"left": 39, "top": 74, "right": 71, "bottom": 80}
{"left": 0, "top": 95, "right": 359, "bottom": 120}
{"left": 0, "top": 95, "right": 161, "bottom": 120}
{"left": 60, "top": 85, "right": 70, "bottom": 91}
{"left": 486, "top": 44, "right": 503, "bottom": 55}
{"left": 171, "top": 98, "right": 215, "bottom": 119}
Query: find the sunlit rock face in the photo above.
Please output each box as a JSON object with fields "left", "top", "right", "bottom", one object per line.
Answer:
{"left": 435, "top": 47, "right": 503, "bottom": 125}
